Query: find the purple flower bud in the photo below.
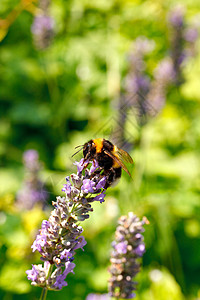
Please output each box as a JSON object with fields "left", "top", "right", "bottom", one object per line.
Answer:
{"left": 135, "top": 243, "right": 145, "bottom": 256}
{"left": 115, "top": 241, "right": 127, "bottom": 254}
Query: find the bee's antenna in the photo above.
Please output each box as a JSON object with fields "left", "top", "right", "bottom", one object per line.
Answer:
{"left": 72, "top": 147, "right": 83, "bottom": 157}
{"left": 74, "top": 145, "right": 84, "bottom": 149}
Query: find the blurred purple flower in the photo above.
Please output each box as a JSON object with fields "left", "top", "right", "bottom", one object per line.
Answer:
{"left": 108, "top": 212, "right": 148, "bottom": 299}
{"left": 154, "top": 58, "right": 175, "bottom": 83}
{"left": 167, "top": 5, "right": 199, "bottom": 86}
{"left": 32, "top": 15, "right": 54, "bottom": 35}
{"left": 23, "top": 150, "right": 39, "bottom": 170}
{"left": 16, "top": 149, "right": 49, "bottom": 210}
{"left": 184, "top": 27, "right": 198, "bottom": 42}
{"left": 31, "top": 0, "right": 54, "bottom": 50}
{"left": 168, "top": 5, "right": 185, "bottom": 27}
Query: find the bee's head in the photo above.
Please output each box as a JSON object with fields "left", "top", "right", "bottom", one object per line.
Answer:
{"left": 83, "top": 140, "right": 95, "bottom": 160}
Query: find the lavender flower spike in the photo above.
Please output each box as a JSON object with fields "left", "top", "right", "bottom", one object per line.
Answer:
{"left": 26, "top": 159, "right": 108, "bottom": 291}
{"left": 16, "top": 149, "right": 48, "bottom": 210}
{"left": 108, "top": 212, "right": 148, "bottom": 299}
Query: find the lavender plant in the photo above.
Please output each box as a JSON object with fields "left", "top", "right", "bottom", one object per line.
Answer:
{"left": 168, "top": 5, "right": 199, "bottom": 85}
{"left": 16, "top": 149, "right": 48, "bottom": 210}
{"left": 112, "top": 37, "right": 155, "bottom": 147}
{"left": 113, "top": 6, "right": 199, "bottom": 149}
{"left": 108, "top": 212, "right": 147, "bottom": 299}
{"left": 26, "top": 158, "right": 107, "bottom": 297}
{"left": 31, "top": 0, "right": 54, "bottom": 49}
{"left": 125, "top": 37, "right": 154, "bottom": 126}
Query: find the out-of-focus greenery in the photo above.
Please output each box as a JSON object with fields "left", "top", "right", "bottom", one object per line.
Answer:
{"left": 0, "top": 0, "right": 200, "bottom": 299}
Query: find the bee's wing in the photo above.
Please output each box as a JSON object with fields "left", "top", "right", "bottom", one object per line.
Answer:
{"left": 116, "top": 148, "right": 134, "bottom": 164}
{"left": 104, "top": 150, "right": 132, "bottom": 178}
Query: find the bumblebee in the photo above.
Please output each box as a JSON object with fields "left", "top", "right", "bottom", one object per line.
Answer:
{"left": 80, "top": 138, "right": 133, "bottom": 187}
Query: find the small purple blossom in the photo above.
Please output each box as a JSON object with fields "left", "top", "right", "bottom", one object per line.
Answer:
{"left": 93, "top": 192, "right": 106, "bottom": 203}
{"left": 53, "top": 274, "right": 68, "bottom": 289}
{"left": 60, "top": 249, "right": 73, "bottom": 261}
{"left": 31, "top": 234, "right": 47, "bottom": 252}
{"left": 73, "top": 236, "right": 87, "bottom": 251}
{"left": 53, "top": 262, "right": 75, "bottom": 289}
{"left": 74, "top": 158, "right": 89, "bottom": 174}
{"left": 26, "top": 265, "right": 39, "bottom": 281}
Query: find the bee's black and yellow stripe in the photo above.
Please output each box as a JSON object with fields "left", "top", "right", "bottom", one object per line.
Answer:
{"left": 93, "top": 138, "right": 121, "bottom": 169}
{"left": 93, "top": 138, "right": 121, "bottom": 168}
{"left": 82, "top": 138, "right": 132, "bottom": 187}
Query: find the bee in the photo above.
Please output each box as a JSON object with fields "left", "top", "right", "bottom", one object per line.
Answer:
{"left": 73, "top": 138, "right": 133, "bottom": 187}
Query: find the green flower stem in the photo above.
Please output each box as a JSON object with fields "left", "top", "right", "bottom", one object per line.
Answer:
{"left": 40, "top": 288, "right": 48, "bottom": 300}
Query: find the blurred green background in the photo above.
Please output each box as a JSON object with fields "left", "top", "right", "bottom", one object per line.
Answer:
{"left": 0, "top": 0, "right": 200, "bottom": 299}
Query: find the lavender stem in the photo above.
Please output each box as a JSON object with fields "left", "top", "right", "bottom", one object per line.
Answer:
{"left": 40, "top": 287, "right": 48, "bottom": 300}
